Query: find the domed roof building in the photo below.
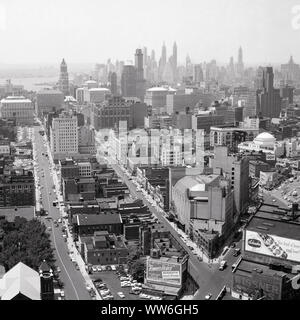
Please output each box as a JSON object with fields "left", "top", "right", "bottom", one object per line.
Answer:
{"left": 253, "top": 132, "right": 276, "bottom": 146}
{"left": 238, "top": 131, "right": 285, "bottom": 158}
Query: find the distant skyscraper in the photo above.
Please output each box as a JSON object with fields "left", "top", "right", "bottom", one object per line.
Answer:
{"left": 135, "top": 49, "right": 144, "bottom": 81}
{"left": 121, "top": 65, "right": 136, "bottom": 97}
{"left": 193, "top": 64, "right": 203, "bottom": 83}
{"left": 161, "top": 42, "right": 167, "bottom": 66}
{"left": 151, "top": 49, "right": 156, "bottom": 62}
{"left": 185, "top": 55, "right": 193, "bottom": 77}
{"left": 236, "top": 47, "right": 244, "bottom": 76}
{"left": 135, "top": 48, "right": 146, "bottom": 101}
{"left": 59, "top": 58, "right": 69, "bottom": 96}
{"left": 228, "top": 56, "right": 235, "bottom": 78}
{"left": 159, "top": 42, "right": 167, "bottom": 81}
{"left": 143, "top": 47, "right": 148, "bottom": 68}
{"left": 257, "top": 67, "right": 281, "bottom": 118}
{"left": 172, "top": 42, "right": 177, "bottom": 82}
{"left": 281, "top": 56, "right": 300, "bottom": 84}
{"left": 108, "top": 71, "right": 118, "bottom": 96}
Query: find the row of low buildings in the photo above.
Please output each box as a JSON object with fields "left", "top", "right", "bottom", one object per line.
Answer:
{"left": 231, "top": 203, "right": 300, "bottom": 300}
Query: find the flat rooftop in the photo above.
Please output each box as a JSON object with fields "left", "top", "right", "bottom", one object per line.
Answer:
{"left": 0, "top": 206, "right": 35, "bottom": 222}
{"left": 76, "top": 213, "right": 122, "bottom": 226}
{"left": 246, "top": 204, "right": 300, "bottom": 240}
{"left": 234, "top": 258, "right": 288, "bottom": 279}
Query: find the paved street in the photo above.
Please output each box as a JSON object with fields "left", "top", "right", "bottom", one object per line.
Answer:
{"left": 32, "top": 125, "right": 91, "bottom": 300}
{"left": 96, "top": 148, "right": 237, "bottom": 300}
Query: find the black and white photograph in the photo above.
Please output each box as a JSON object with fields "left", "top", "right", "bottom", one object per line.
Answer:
{"left": 0, "top": 0, "right": 300, "bottom": 311}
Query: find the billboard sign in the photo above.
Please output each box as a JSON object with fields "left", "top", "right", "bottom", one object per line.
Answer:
{"left": 266, "top": 154, "right": 276, "bottom": 161}
{"left": 146, "top": 258, "right": 182, "bottom": 286}
{"left": 245, "top": 230, "right": 300, "bottom": 263}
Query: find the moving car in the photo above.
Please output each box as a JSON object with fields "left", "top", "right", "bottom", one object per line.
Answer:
{"left": 219, "top": 260, "right": 227, "bottom": 271}
{"left": 205, "top": 293, "right": 212, "bottom": 300}
{"left": 117, "top": 292, "right": 125, "bottom": 299}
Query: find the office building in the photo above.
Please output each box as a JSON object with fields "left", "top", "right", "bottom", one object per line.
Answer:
{"left": 121, "top": 65, "right": 136, "bottom": 97}
{"left": 91, "top": 96, "right": 132, "bottom": 130}
{"left": 78, "top": 126, "right": 96, "bottom": 155}
{"left": 58, "top": 58, "right": 70, "bottom": 96}
{"left": 257, "top": 67, "right": 281, "bottom": 118}
{"left": 210, "top": 126, "right": 259, "bottom": 151}
{"left": 74, "top": 213, "right": 123, "bottom": 236}
{"left": 0, "top": 168, "right": 35, "bottom": 207}
{"left": 281, "top": 56, "right": 300, "bottom": 84}
{"left": 144, "top": 87, "right": 175, "bottom": 113}
{"left": 88, "top": 88, "right": 111, "bottom": 103}
{"left": 0, "top": 96, "right": 34, "bottom": 126}
{"left": 236, "top": 46, "right": 244, "bottom": 77}
{"left": 158, "top": 42, "right": 167, "bottom": 81}
{"left": 166, "top": 93, "right": 201, "bottom": 114}
{"left": 50, "top": 112, "right": 78, "bottom": 160}
{"left": 194, "top": 112, "right": 224, "bottom": 133}
{"left": 135, "top": 49, "right": 146, "bottom": 101}
{"left": 193, "top": 64, "right": 204, "bottom": 84}
{"left": 280, "top": 85, "right": 294, "bottom": 104}
{"left": 108, "top": 71, "right": 118, "bottom": 96}
{"left": 211, "top": 146, "right": 249, "bottom": 219}
{"left": 81, "top": 231, "right": 129, "bottom": 266}
{"left": 36, "top": 89, "right": 64, "bottom": 115}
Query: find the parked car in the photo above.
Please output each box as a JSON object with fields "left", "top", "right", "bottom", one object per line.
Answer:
{"left": 117, "top": 292, "right": 125, "bottom": 299}
{"left": 233, "top": 248, "right": 241, "bottom": 257}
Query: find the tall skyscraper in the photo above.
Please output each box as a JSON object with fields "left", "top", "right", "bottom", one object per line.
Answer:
{"left": 50, "top": 112, "right": 78, "bottom": 160}
{"left": 59, "top": 58, "right": 69, "bottom": 96}
{"left": 193, "top": 64, "right": 204, "bottom": 83}
{"left": 185, "top": 54, "right": 193, "bottom": 77}
{"left": 256, "top": 67, "right": 281, "bottom": 118}
{"left": 108, "top": 71, "right": 118, "bottom": 96}
{"left": 172, "top": 41, "right": 177, "bottom": 82}
{"left": 236, "top": 46, "right": 244, "bottom": 77}
{"left": 121, "top": 65, "right": 136, "bottom": 97}
{"left": 143, "top": 47, "right": 148, "bottom": 68}
{"left": 135, "top": 49, "right": 144, "bottom": 81}
{"left": 135, "top": 48, "right": 146, "bottom": 101}
{"left": 228, "top": 56, "right": 235, "bottom": 79}
{"left": 161, "top": 42, "right": 167, "bottom": 67}
{"left": 281, "top": 56, "right": 300, "bottom": 84}
{"left": 159, "top": 42, "right": 167, "bottom": 81}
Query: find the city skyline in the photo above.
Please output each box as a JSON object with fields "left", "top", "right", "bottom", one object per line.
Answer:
{"left": 0, "top": 0, "right": 300, "bottom": 65}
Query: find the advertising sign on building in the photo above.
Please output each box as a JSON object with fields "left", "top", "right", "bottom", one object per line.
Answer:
{"left": 266, "top": 154, "right": 276, "bottom": 161}
{"left": 146, "top": 258, "right": 182, "bottom": 286}
{"left": 245, "top": 230, "right": 300, "bottom": 263}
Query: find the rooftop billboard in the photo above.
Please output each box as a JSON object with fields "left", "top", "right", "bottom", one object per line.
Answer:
{"left": 245, "top": 230, "right": 300, "bottom": 263}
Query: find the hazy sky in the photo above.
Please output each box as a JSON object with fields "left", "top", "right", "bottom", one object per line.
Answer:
{"left": 0, "top": 0, "right": 300, "bottom": 66}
